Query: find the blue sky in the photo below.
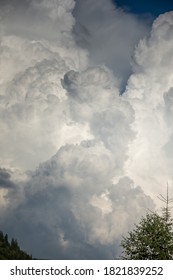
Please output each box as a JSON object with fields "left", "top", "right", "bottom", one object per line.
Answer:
{"left": 114, "top": 0, "right": 173, "bottom": 16}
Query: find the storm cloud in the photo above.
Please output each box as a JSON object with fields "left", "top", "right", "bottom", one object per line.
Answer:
{"left": 0, "top": 0, "right": 173, "bottom": 259}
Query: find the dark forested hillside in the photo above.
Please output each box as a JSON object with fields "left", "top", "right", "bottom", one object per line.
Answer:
{"left": 0, "top": 231, "right": 32, "bottom": 259}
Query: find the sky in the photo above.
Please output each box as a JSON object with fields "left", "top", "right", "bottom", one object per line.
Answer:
{"left": 0, "top": 0, "right": 173, "bottom": 259}
{"left": 114, "top": 0, "right": 173, "bottom": 16}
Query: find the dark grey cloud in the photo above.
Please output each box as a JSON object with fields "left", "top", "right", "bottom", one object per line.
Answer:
{"left": 0, "top": 168, "right": 16, "bottom": 189}
{"left": 1, "top": 158, "right": 154, "bottom": 259}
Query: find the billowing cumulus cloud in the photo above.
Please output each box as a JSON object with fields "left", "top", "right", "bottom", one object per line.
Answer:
{"left": 0, "top": 0, "right": 89, "bottom": 171}
{"left": 73, "top": 0, "right": 152, "bottom": 89}
{"left": 62, "top": 66, "right": 135, "bottom": 172}
{"left": 125, "top": 11, "right": 173, "bottom": 199}
{"left": 0, "top": 0, "right": 173, "bottom": 259}
{"left": 2, "top": 146, "right": 154, "bottom": 259}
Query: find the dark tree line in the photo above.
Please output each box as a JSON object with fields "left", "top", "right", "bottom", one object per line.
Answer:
{"left": 0, "top": 231, "right": 32, "bottom": 259}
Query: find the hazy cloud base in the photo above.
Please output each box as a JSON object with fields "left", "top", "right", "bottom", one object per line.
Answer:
{"left": 0, "top": 0, "right": 173, "bottom": 259}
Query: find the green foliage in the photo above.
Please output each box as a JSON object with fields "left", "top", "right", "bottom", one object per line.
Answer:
{"left": 121, "top": 212, "right": 173, "bottom": 259}
{"left": 0, "top": 230, "right": 32, "bottom": 260}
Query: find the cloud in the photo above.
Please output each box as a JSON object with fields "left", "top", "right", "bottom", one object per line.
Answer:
{"left": 73, "top": 0, "right": 152, "bottom": 89}
{"left": 62, "top": 66, "right": 135, "bottom": 172}
{"left": 0, "top": 0, "right": 89, "bottom": 171}
{"left": 2, "top": 146, "right": 154, "bottom": 259}
{"left": 0, "top": 0, "right": 173, "bottom": 259}
{"left": 124, "top": 11, "right": 173, "bottom": 198}
{"left": 0, "top": 0, "right": 76, "bottom": 40}
{"left": 0, "top": 168, "right": 17, "bottom": 189}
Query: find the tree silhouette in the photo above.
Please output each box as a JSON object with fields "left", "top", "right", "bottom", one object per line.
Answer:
{"left": 0, "top": 231, "right": 32, "bottom": 260}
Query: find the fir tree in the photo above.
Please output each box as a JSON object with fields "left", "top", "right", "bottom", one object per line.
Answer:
{"left": 121, "top": 186, "right": 173, "bottom": 259}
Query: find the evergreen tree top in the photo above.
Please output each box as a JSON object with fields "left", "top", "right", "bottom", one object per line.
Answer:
{"left": 157, "top": 183, "right": 173, "bottom": 223}
{"left": 0, "top": 230, "right": 32, "bottom": 260}
{"left": 120, "top": 186, "right": 173, "bottom": 260}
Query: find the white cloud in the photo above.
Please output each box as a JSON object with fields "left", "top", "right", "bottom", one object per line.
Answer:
{"left": 125, "top": 11, "right": 173, "bottom": 199}
{"left": 0, "top": 0, "right": 89, "bottom": 171}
